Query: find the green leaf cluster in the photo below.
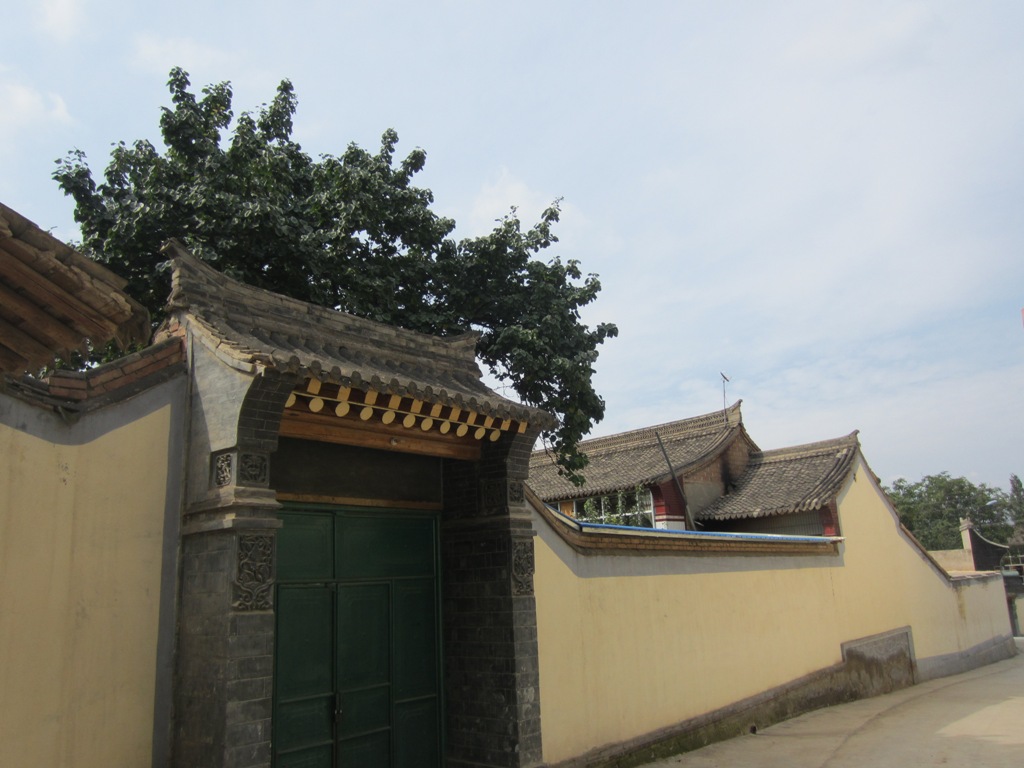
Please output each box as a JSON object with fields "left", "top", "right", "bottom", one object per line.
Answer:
{"left": 53, "top": 68, "right": 617, "bottom": 483}
{"left": 884, "top": 472, "right": 1022, "bottom": 550}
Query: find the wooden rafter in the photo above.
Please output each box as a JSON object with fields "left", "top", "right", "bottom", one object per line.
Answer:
{"left": 283, "top": 378, "right": 528, "bottom": 445}
{"left": 0, "top": 202, "right": 150, "bottom": 375}
{"left": 0, "top": 247, "right": 120, "bottom": 339}
{"left": 0, "top": 279, "right": 89, "bottom": 351}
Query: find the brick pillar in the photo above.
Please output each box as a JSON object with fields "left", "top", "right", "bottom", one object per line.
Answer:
{"left": 174, "top": 524, "right": 277, "bottom": 767}
{"left": 442, "top": 429, "right": 544, "bottom": 768}
{"left": 655, "top": 477, "right": 688, "bottom": 530}
{"left": 173, "top": 505, "right": 280, "bottom": 768}
{"left": 172, "top": 351, "right": 294, "bottom": 768}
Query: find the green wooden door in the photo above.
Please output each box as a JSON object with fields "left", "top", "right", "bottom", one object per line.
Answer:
{"left": 274, "top": 507, "right": 441, "bottom": 767}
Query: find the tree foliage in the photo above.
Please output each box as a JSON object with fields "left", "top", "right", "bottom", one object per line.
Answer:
{"left": 54, "top": 68, "right": 617, "bottom": 482}
{"left": 884, "top": 472, "right": 1020, "bottom": 550}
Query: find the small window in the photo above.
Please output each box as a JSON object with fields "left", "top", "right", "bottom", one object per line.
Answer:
{"left": 574, "top": 486, "right": 654, "bottom": 528}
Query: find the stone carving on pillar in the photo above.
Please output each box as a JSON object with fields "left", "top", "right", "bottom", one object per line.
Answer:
{"left": 508, "top": 479, "right": 524, "bottom": 505}
{"left": 238, "top": 452, "right": 269, "bottom": 486}
{"left": 233, "top": 533, "right": 274, "bottom": 611}
{"left": 481, "top": 478, "right": 526, "bottom": 514}
{"left": 511, "top": 539, "right": 535, "bottom": 596}
{"left": 213, "top": 451, "right": 233, "bottom": 487}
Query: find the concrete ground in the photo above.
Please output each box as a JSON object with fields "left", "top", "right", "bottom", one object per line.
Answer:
{"left": 641, "top": 639, "right": 1024, "bottom": 768}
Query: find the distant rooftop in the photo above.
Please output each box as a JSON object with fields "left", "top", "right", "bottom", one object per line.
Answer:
{"left": 529, "top": 402, "right": 747, "bottom": 501}
{"left": 697, "top": 432, "right": 860, "bottom": 521}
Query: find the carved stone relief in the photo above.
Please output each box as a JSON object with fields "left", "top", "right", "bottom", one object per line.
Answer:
{"left": 238, "top": 452, "right": 269, "bottom": 486}
{"left": 508, "top": 480, "right": 525, "bottom": 505}
{"left": 511, "top": 539, "right": 535, "bottom": 596}
{"left": 232, "top": 534, "right": 274, "bottom": 611}
{"left": 213, "top": 451, "right": 233, "bottom": 487}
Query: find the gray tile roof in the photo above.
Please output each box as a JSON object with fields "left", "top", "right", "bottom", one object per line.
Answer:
{"left": 529, "top": 402, "right": 748, "bottom": 501}
{"left": 697, "top": 432, "right": 860, "bottom": 520}
{"left": 161, "top": 241, "right": 553, "bottom": 427}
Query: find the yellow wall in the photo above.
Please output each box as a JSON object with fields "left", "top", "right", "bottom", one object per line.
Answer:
{"left": 534, "top": 456, "right": 1011, "bottom": 764}
{"left": 0, "top": 403, "right": 174, "bottom": 767}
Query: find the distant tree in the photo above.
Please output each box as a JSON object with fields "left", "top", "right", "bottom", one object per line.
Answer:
{"left": 885, "top": 472, "right": 1014, "bottom": 550}
{"left": 53, "top": 67, "right": 617, "bottom": 483}
{"left": 1009, "top": 473, "right": 1024, "bottom": 525}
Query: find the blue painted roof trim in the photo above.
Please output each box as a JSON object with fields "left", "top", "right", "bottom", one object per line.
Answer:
{"left": 548, "top": 506, "right": 842, "bottom": 543}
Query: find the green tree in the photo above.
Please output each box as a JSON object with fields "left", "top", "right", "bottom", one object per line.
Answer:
{"left": 885, "top": 472, "right": 1014, "bottom": 550}
{"left": 1008, "top": 473, "right": 1024, "bottom": 525}
{"left": 54, "top": 68, "right": 617, "bottom": 483}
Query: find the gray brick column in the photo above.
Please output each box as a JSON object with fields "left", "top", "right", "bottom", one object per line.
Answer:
{"left": 174, "top": 526, "right": 277, "bottom": 767}
{"left": 172, "top": 342, "right": 296, "bottom": 768}
{"left": 442, "top": 427, "right": 545, "bottom": 768}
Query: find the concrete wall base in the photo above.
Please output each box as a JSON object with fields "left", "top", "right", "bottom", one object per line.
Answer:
{"left": 915, "top": 634, "right": 1017, "bottom": 682}
{"left": 545, "top": 631, "right": 1017, "bottom": 768}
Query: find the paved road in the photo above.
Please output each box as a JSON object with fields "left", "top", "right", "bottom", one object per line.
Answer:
{"left": 641, "top": 639, "right": 1024, "bottom": 768}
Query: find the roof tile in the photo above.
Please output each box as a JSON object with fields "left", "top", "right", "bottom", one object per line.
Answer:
{"left": 697, "top": 432, "right": 860, "bottom": 520}
{"left": 529, "top": 402, "right": 747, "bottom": 500}
{"left": 161, "top": 241, "right": 552, "bottom": 428}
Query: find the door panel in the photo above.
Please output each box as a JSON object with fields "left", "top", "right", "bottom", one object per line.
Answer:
{"left": 274, "top": 507, "right": 441, "bottom": 767}
{"left": 278, "top": 513, "right": 334, "bottom": 581}
{"left": 394, "top": 698, "right": 439, "bottom": 768}
{"left": 275, "top": 585, "right": 335, "bottom": 767}
{"left": 335, "top": 515, "right": 435, "bottom": 580}
{"left": 393, "top": 578, "right": 438, "bottom": 700}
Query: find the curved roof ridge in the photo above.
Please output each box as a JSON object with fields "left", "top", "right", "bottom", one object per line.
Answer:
{"left": 164, "top": 241, "right": 480, "bottom": 368}
{"left": 753, "top": 431, "right": 860, "bottom": 463}
{"left": 161, "top": 241, "right": 553, "bottom": 427}
{"left": 528, "top": 408, "right": 751, "bottom": 502}
{"left": 574, "top": 401, "right": 743, "bottom": 456}
{"left": 697, "top": 430, "right": 861, "bottom": 521}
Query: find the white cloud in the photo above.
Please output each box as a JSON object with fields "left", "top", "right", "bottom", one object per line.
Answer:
{"left": 781, "top": 2, "right": 937, "bottom": 74}
{"left": 131, "top": 34, "right": 236, "bottom": 77}
{"left": 465, "top": 167, "right": 554, "bottom": 238}
{"left": 0, "top": 75, "right": 71, "bottom": 143}
{"left": 36, "top": 0, "right": 86, "bottom": 42}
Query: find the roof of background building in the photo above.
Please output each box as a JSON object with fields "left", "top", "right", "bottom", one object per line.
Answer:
{"left": 696, "top": 431, "right": 860, "bottom": 521}
{"left": 162, "top": 241, "right": 552, "bottom": 428}
{"left": 529, "top": 402, "right": 748, "bottom": 501}
{"left": 0, "top": 202, "right": 150, "bottom": 374}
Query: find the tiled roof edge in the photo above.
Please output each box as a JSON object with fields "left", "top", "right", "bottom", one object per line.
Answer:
{"left": 162, "top": 240, "right": 481, "bottom": 367}
{"left": 552, "top": 401, "right": 743, "bottom": 458}
{"left": 697, "top": 431, "right": 861, "bottom": 520}
{"left": 751, "top": 430, "right": 860, "bottom": 465}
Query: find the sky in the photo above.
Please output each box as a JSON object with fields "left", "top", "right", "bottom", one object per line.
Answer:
{"left": 3, "top": 1, "right": 1023, "bottom": 491}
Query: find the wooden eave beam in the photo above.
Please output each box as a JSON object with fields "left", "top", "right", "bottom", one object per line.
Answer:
{"left": 0, "top": 279, "right": 90, "bottom": 351}
{"left": 0, "top": 314, "right": 62, "bottom": 367}
{"left": 0, "top": 237, "right": 90, "bottom": 299}
{"left": 0, "top": 247, "right": 121, "bottom": 339}
{"left": 0, "top": 343, "right": 29, "bottom": 372}
{"left": 280, "top": 408, "right": 482, "bottom": 461}
{"left": 286, "top": 379, "right": 528, "bottom": 442}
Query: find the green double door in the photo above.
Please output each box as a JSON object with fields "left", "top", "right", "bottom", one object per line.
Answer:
{"left": 273, "top": 507, "right": 442, "bottom": 767}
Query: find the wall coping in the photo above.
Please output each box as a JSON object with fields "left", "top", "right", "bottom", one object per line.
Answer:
{"left": 528, "top": 486, "right": 842, "bottom": 557}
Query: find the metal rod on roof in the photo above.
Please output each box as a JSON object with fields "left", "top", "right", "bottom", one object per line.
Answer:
{"left": 655, "top": 431, "right": 696, "bottom": 530}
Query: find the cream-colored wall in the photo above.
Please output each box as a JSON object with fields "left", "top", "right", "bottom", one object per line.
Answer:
{"left": 534, "top": 456, "right": 1011, "bottom": 764}
{"left": 930, "top": 548, "right": 974, "bottom": 572}
{"left": 0, "top": 404, "right": 173, "bottom": 768}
